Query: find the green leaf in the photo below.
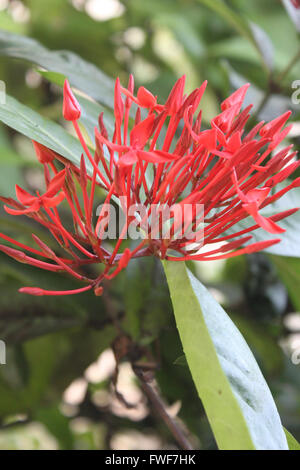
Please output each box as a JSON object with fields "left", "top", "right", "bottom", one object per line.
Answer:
{"left": 197, "top": 0, "right": 272, "bottom": 71}
{"left": 228, "top": 312, "right": 283, "bottom": 376}
{"left": 35, "top": 406, "right": 74, "bottom": 450}
{"left": 0, "top": 94, "right": 100, "bottom": 177}
{"left": 0, "top": 93, "right": 119, "bottom": 207}
{"left": 284, "top": 428, "right": 300, "bottom": 450}
{"left": 163, "top": 260, "right": 288, "bottom": 450}
{"left": 123, "top": 258, "right": 152, "bottom": 339}
{"left": 173, "top": 355, "right": 188, "bottom": 367}
{"left": 0, "top": 94, "right": 83, "bottom": 163}
{"left": 0, "top": 124, "right": 29, "bottom": 197}
{"left": 0, "top": 326, "right": 115, "bottom": 418}
{"left": 0, "top": 252, "right": 110, "bottom": 344}
{"left": 270, "top": 255, "right": 300, "bottom": 311}
{"left": 154, "top": 13, "right": 205, "bottom": 60}
{"left": 0, "top": 335, "right": 61, "bottom": 416}
{"left": 0, "top": 30, "right": 114, "bottom": 107}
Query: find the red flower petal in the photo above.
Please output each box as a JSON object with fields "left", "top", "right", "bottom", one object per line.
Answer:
{"left": 130, "top": 114, "right": 156, "bottom": 148}
{"left": 42, "top": 191, "right": 65, "bottom": 208}
{"left": 212, "top": 104, "right": 240, "bottom": 134}
{"left": 117, "top": 150, "right": 138, "bottom": 168}
{"left": 15, "top": 185, "right": 36, "bottom": 206}
{"left": 137, "top": 86, "right": 157, "bottom": 108}
{"left": 221, "top": 84, "right": 250, "bottom": 112}
{"left": 137, "top": 150, "right": 180, "bottom": 163}
{"left": 165, "top": 75, "right": 186, "bottom": 114}
{"left": 114, "top": 77, "right": 124, "bottom": 122}
{"left": 4, "top": 201, "right": 40, "bottom": 215}
{"left": 243, "top": 202, "right": 286, "bottom": 234}
{"left": 45, "top": 169, "right": 66, "bottom": 198}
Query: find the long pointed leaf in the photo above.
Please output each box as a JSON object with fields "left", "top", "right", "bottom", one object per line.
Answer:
{"left": 163, "top": 260, "right": 288, "bottom": 450}
{"left": 0, "top": 30, "right": 114, "bottom": 107}
{"left": 0, "top": 94, "right": 94, "bottom": 174}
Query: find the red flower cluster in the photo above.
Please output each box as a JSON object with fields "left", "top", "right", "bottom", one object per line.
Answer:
{"left": 0, "top": 76, "right": 299, "bottom": 296}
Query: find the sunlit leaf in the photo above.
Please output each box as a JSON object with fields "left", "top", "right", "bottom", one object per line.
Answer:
{"left": 163, "top": 261, "right": 288, "bottom": 450}
{"left": 284, "top": 428, "right": 300, "bottom": 450}
{"left": 0, "top": 94, "right": 96, "bottom": 175}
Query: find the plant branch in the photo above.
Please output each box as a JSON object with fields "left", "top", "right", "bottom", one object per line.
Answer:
{"left": 106, "top": 296, "right": 194, "bottom": 451}
{"left": 133, "top": 365, "right": 194, "bottom": 451}
{"left": 249, "top": 47, "right": 300, "bottom": 126}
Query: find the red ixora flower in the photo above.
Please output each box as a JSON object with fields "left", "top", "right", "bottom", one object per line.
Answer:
{"left": 0, "top": 76, "right": 299, "bottom": 296}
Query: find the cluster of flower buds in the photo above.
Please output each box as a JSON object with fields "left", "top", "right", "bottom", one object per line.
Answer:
{"left": 0, "top": 74, "right": 298, "bottom": 296}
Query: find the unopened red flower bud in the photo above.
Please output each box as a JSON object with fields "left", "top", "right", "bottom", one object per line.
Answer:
{"left": 98, "top": 112, "right": 108, "bottom": 140}
{"left": 94, "top": 286, "right": 104, "bottom": 296}
{"left": 0, "top": 244, "right": 27, "bottom": 263}
{"left": 80, "top": 154, "right": 88, "bottom": 189}
{"left": 114, "top": 77, "right": 124, "bottom": 122}
{"left": 165, "top": 75, "right": 186, "bottom": 114}
{"left": 63, "top": 80, "right": 81, "bottom": 121}
{"left": 33, "top": 141, "right": 56, "bottom": 164}
{"left": 19, "top": 287, "right": 45, "bottom": 296}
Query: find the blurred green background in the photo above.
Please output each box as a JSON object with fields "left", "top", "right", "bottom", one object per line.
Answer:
{"left": 0, "top": 0, "right": 299, "bottom": 450}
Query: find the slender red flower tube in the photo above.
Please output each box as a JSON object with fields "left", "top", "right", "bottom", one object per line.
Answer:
{"left": 0, "top": 76, "right": 298, "bottom": 295}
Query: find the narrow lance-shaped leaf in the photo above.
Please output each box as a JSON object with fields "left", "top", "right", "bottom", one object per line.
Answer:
{"left": 163, "top": 261, "right": 288, "bottom": 450}
{"left": 0, "top": 94, "right": 94, "bottom": 174}
{"left": 0, "top": 94, "right": 120, "bottom": 204}
{"left": 0, "top": 31, "right": 149, "bottom": 124}
{"left": 0, "top": 30, "right": 114, "bottom": 107}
